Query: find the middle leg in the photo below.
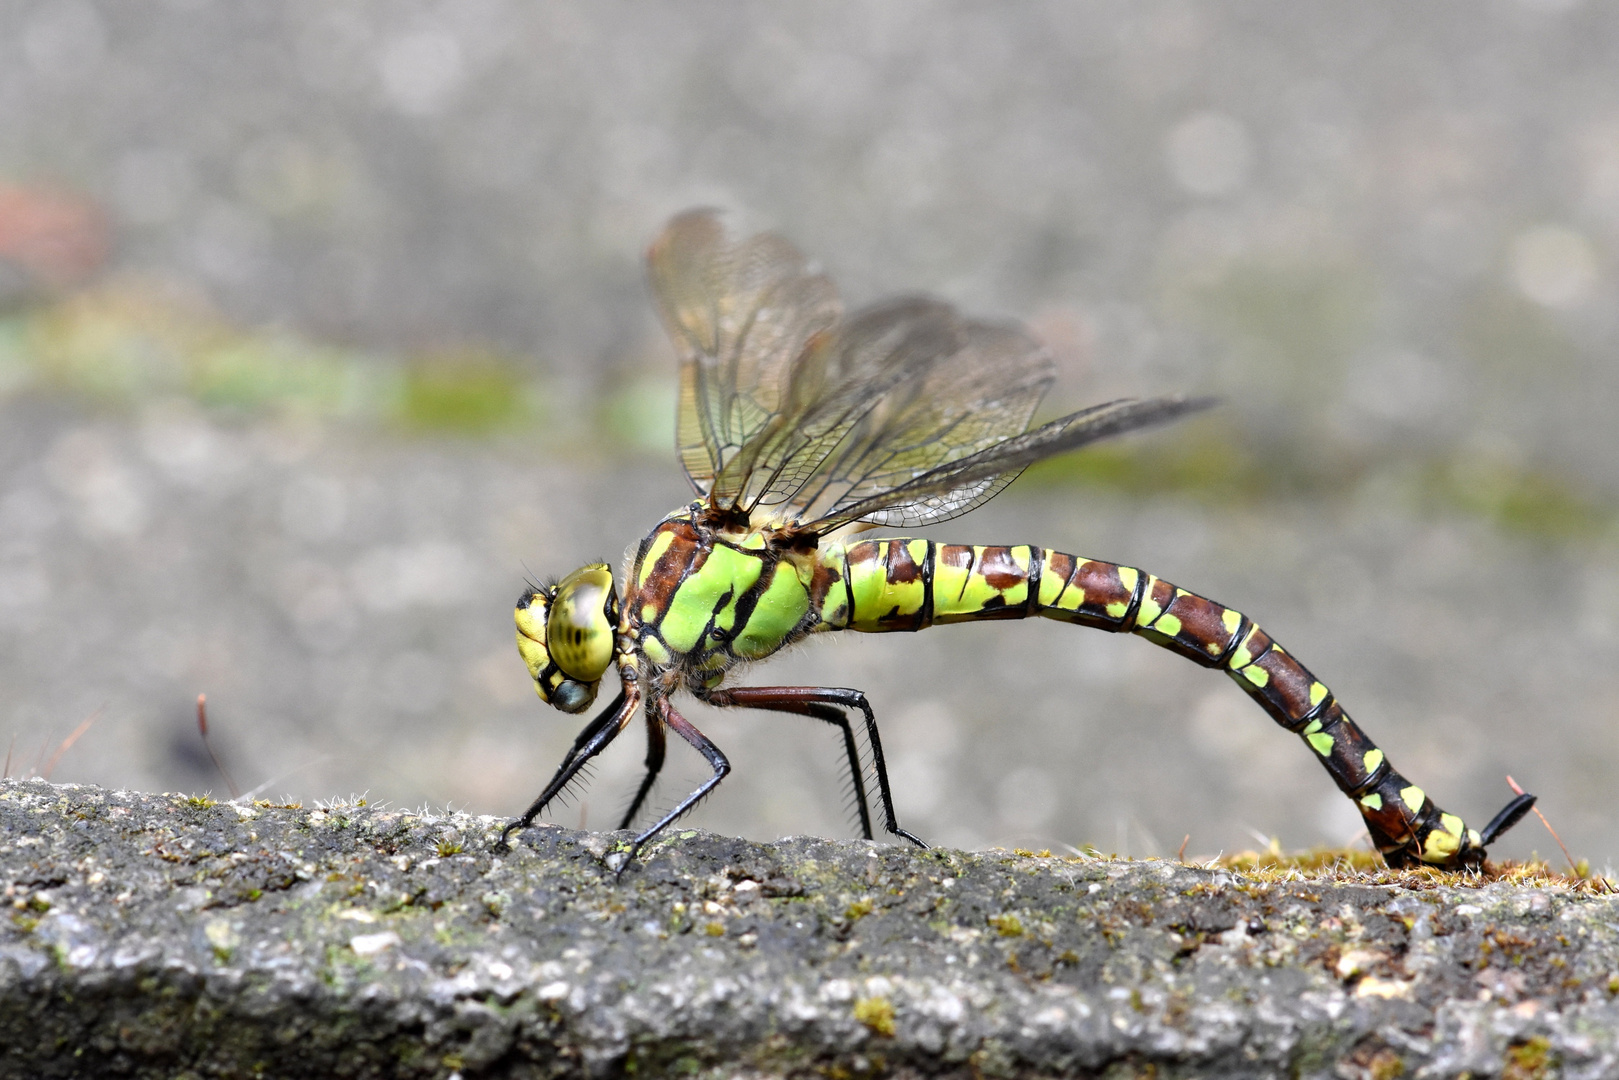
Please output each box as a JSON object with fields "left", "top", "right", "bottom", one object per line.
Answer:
{"left": 702, "top": 685, "right": 924, "bottom": 848}
{"left": 697, "top": 686, "right": 874, "bottom": 839}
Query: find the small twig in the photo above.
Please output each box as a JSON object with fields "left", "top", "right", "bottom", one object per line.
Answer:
{"left": 3, "top": 733, "right": 13, "bottom": 779}
{"left": 197, "top": 694, "right": 240, "bottom": 799}
{"left": 1506, "top": 775, "right": 1579, "bottom": 877}
{"left": 42, "top": 706, "right": 103, "bottom": 780}
{"left": 1176, "top": 834, "right": 1190, "bottom": 862}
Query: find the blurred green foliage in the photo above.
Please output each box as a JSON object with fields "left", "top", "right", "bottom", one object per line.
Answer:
{"left": 1191, "top": 262, "right": 1376, "bottom": 370}
{"left": 1024, "top": 420, "right": 1616, "bottom": 545}
{"left": 4, "top": 284, "right": 387, "bottom": 417}
{"left": 0, "top": 283, "right": 539, "bottom": 434}
{"left": 2, "top": 283, "right": 1613, "bottom": 546}
{"left": 398, "top": 352, "right": 535, "bottom": 435}
{"left": 1022, "top": 422, "right": 1267, "bottom": 507}
{"left": 1174, "top": 259, "right": 1377, "bottom": 427}
{"left": 1460, "top": 288, "right": 1580, "bottom": 375}
{"left": 1423, "top": 458, "right": 1612, "bottom": 543}
{"left": 599, "top": 372, "right": 678, "bottom": 453}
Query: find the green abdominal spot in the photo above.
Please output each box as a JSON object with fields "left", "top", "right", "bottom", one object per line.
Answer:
{"left": 731, "top": 566, "right": 810, "bottom": 659}
{"left": 933, "top": 568, "right": 1014, "bottom": 618}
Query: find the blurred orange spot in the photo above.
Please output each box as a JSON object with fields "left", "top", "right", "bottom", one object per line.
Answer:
{"left": 0, "top": 184, "right": 108, "bottom": 285}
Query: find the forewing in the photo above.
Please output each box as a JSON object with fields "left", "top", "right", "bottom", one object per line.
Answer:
{"left": 763, "top": 310, "right": 1055, "bottom": 523}
{"left": 806, "top": 396, "right": 1216, "bottom": 530}
{"left": 648, "top": 210, "right": 1209, "bottom": 533}
{"left": 648, "top": 209, "right": 841, "bottom": 499}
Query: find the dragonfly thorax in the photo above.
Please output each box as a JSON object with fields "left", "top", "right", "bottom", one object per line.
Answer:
{"left": 514, "top": 563, "right": 619, "bottom": 714}
{"left": 622, "top": 511, "right": 824, "bottom": 688}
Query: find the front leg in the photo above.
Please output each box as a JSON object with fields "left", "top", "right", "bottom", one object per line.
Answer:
{"left": 496, "top": 686, "right": 635, "bottom": 851}
{"left": 613, "top": 695, "right": 731, "bottom": 872}
{"left": 618, "top": 704, "right": 668, "bottom": 830}
{"left": 702, "top": 685, "right": 926, "bottom": 849}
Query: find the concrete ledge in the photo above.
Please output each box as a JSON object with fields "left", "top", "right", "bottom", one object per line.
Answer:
{"left": 1, "top": 778, "right": 1614, "bottom": 1078}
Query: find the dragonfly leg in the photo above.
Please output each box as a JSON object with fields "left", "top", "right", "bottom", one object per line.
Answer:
{"left": 698, "top": 686, "right": 874, "bottom": 839}
{"left": 618, "top": 705, "right": 668, "bottom": 830}
{"left": 703, "top": 686, "right": 925, "bottom": 849}
{"left": 496, "top": 688, "right": 632, "bottom": 852}
{"left": 617, "top": 697, "right": 730, "bottom": 872}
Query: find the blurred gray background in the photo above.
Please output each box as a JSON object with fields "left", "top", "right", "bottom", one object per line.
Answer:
{"left": 3, "top": 0, "right": 1619, "bottom": 868}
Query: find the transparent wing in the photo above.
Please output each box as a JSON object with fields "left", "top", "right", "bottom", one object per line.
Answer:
{"left": 648, "top": 212, "right": 1053, "bottom": 514}
{"left": 648, "top": 210, "right": 1209, "bottom": 533}
{"left": 647, "top": 209, "right": 840, "bottom": 501}
{"left": 803, "top": 396, "right": 1216, "bottom": 531}
{"left": 757, "top": 303, "right": 1056, "bottom": 525}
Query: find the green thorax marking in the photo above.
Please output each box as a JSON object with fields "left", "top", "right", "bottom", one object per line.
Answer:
{"left": 628, "top": 511, "right": 816, "bottom": 676}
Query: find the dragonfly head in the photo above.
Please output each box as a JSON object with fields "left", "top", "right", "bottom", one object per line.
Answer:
{"left": 514, "top": 563, "right": 619, "bottom": 714}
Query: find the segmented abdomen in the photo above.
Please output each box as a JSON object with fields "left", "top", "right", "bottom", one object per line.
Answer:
{"left": 819, "top": 538, "right": 1480, "bottom": 868}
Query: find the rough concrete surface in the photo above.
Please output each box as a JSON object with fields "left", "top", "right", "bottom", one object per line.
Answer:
{"left": 7, "top": 1, "right": 1619, "bottom": 867}
{"left": 2, "top": 778, "right": 1615, "bottom": 1079}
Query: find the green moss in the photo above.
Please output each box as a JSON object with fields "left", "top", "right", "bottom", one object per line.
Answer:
{"left": 1209, "top": 846, "right": 1610, "bottom": 893}
{"left": 1367, "top": 1047, "right": 1405, "bottom": 1080}
{"left": 1503, "top": 1035, "right": 1554, "bottom": 1080}
{"left": 852, "top": 996, "right": 895, "bottom": 1037}
{"left": 987, "top": 913, "right": 1024, "bottom": 938}
{"left": 1219, "top": 846, "right": 1384, "bottom": 875}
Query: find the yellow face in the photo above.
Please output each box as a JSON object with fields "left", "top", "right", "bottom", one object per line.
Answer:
{"left": 514, "top": 563, "right": 618, "bottom": 713}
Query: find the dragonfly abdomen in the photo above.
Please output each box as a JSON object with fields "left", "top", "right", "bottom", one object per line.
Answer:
{"left": 823, "top": 538, "right": 1482, "bottom": 868}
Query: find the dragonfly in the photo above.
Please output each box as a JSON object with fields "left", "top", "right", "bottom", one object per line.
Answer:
{"left": 501, "top": 209, "right": 1536, "bottom": 872}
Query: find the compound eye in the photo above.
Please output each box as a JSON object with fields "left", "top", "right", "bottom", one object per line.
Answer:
{"left": 550, "top": 678, "right": 598, "bottom": 714}
{"left": 546, "top": 563, "right": 616, "bottom": 682}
